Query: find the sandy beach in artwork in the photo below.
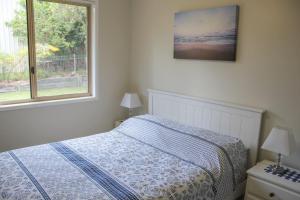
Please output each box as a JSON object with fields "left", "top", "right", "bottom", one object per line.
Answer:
{"left": 174, "top": 43, "right": 236, "bottom": 61}
{"left": 174, "top": 5, "right": 238, "bottom": 61}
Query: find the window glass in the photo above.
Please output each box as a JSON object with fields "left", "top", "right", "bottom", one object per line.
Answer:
{"left": 0, "top": 0, "right": 30, "bottom": 102}
{"left": 34, "top": 0, "right": 89, "bottom": 97}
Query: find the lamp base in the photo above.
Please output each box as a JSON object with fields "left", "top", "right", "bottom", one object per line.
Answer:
{"left": 269, "top": 165, "right": 285, "bottom": 174}
{"left": 273, "top": 153, "right": 283, "bottom": 173}
{"left": 128, "top": 108, "right": 133, "bottom": 118}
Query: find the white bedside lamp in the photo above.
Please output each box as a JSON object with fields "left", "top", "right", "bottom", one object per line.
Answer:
{"left": 121, "top": 93, "right": 142, "bottom": 118}
{"left": 261, "top": 127, "right": 290, "bottom": 173}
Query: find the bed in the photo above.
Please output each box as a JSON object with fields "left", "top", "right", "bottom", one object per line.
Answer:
{"left": 0, "top": 89, "right": 265, "bottom": 200}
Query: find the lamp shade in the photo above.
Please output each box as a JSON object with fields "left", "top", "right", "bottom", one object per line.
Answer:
{"left": 261, "top": 127, "right": 290, "bottom": 156}
{"left": 120, "top": 93, "right": 142, "bottom": 109}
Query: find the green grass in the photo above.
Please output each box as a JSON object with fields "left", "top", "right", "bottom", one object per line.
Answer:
{"left": 0, "top": 87, "right": 87, "bottom": 102}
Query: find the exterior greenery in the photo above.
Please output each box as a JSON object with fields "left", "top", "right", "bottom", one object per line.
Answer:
{"left": 0, "top": 0, "right": 87, "bottom": 82}
{"left": 0, "top": 0, "right": 89, "bottom": 101}
{"left": 7, "top": 0, "right": 87, "bottom": 55}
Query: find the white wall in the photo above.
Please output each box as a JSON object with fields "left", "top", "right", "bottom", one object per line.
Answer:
{"left": 0, "top": 0, "right": 131, "bottom": 151}
{"left": 129, "top": 0, "right": 300, "bottom": 168}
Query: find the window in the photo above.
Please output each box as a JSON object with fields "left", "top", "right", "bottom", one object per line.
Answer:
{"left": 0, "top": 0, "right": 93, "bottom": 105}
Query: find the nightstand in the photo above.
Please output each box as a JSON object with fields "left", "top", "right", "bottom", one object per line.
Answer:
{"left": 245, "top": 160, "right": 300, "bottom": 200}
{"left": 114, "top": 120, "right": 124, "bottom": 128}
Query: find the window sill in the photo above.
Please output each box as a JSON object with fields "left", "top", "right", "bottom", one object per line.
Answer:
{"left": 0, "top": 96, "right": 97, "bottom": 112}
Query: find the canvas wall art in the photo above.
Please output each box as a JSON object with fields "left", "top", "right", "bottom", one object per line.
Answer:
{"left": 174, "top": 5, "right": 239, "bottom": 61}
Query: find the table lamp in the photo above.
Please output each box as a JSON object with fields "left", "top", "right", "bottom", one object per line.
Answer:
{"left": 261, "top": 127, "right": 290, "bottom": 173}
{"left": 120, "top": 93, "right": 142, "bottom": 118}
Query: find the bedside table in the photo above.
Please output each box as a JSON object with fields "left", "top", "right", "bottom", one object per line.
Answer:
{"left": 245, "top": 160, "right": 300, "bottom": 200}
{"left": 114, "top": 120, "right": 124, "bottom": 128}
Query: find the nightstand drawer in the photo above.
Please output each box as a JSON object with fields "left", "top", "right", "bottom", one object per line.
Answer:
{"left": 247, "top": 176, "right": 300, "bottom": 200}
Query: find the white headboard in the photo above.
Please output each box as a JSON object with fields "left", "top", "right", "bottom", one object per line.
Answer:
{"left": 148, "top": 89, "right": 265, "bottom": 168}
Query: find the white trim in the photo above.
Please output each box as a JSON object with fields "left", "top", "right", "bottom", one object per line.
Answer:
{"left": 148, "top": 89, "right": 265, "bottom": 114}
{"left": 0, "top": 96, "right": 98, "bottom": 112}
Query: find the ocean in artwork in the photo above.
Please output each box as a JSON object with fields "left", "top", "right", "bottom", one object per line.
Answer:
{"left": 174, "top": 5, "right": 239, "bottom": 61}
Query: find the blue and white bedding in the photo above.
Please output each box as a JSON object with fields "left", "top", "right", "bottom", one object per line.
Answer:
{"left": 0, "top": 114, "right": 247, "bottom": 200}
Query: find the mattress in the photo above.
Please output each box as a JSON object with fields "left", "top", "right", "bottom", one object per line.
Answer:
{"left": 0, "top": 114, "right": 247, "bottom": 200}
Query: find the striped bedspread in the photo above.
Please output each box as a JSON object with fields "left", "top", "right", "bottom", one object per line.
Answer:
{"left": 0, "top": 115, "right": 247, "bottom": 200}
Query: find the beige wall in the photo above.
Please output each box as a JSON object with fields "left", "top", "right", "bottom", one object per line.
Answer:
{"left": 0, "top": 0, "right": 131, "bottom": 151}
{"left": 130, "top": 0, "right": 300, "bottom": 168}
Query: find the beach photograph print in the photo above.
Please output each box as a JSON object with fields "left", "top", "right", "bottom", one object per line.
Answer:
{"left": 174, "top": 5, "right": 239, "bottom": 61}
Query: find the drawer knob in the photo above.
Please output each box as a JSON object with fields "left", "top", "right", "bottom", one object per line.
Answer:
{"left": 269, "top": 193, "right": 275, "bottom": 198}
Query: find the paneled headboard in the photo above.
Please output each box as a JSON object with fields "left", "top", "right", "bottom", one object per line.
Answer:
{"left": 148, "top": 89, "right": 265, "bottom": 168}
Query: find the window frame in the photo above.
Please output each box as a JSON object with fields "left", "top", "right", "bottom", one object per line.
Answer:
{"left": 0, "top": 0, "right": 94, "bottom": 106}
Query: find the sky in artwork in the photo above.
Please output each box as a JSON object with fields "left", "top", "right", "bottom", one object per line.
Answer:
{"left": 174, "top": 6, "right": 238, "bottom": 37}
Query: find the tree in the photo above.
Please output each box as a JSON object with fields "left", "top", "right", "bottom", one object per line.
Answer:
{"left": 7, "top": 0, "right": 87, "bottom": 56}
{"left": 0, "top": 52, "right": 13, "bottom": 82}
{"left": 0, "top": 49, "right": 28, "bottom": 83}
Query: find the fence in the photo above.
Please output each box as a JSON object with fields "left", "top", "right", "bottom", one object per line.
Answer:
{"left": 37, "top": 54, "right": 87, "bottom": 73}
{"left": 0, "top": 54, "right": 87, "bottom": 74}
{"left": 0, "top": 76, "right": 88, "bottom": 93}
